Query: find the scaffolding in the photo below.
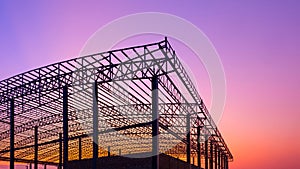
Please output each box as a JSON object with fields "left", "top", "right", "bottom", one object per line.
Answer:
{"left": 0, "top": 38, "right": 233, "bottom": 169}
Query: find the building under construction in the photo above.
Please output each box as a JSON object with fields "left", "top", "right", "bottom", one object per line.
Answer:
{"left": 0, "top": 38, "right": 233, "bottom": 169}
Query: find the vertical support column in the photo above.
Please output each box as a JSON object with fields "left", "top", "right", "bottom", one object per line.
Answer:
{"left": 223, "top": 155, "right": 226, "bottom": 169}
{"left": 214, "top": 145, "right": 218, "bottom": 169}
{"left": 152, "top": 76, "right": 159, "bottom": 169}
{"left": 209, "top": 141, "right": 213, "bottom": 169}
{"left": 92, "top": 82, "right": 99, "bottom": 169}
{"left": 10, "top": 99, "right": 14, "bottom": 169}
{"left": 186, "top": 113, "right": 191, "bottom": 169}
{"left": 108, "top": 146, "right": 111, "bottom": 157}
{"left": 34, "top": 126, "right": 38, "bottom": 169}
{"left": 224, "top": 155, "right": 226, "bottom": 169}
{"left": 44, "top": 164, "right": 46, "bottom": 169}
{"left": 59, "top": 133, "right": 62, "bottom": 169}
{"left": 197, "top": 126, "right": 201, "bottom": 169}
{"left": 63, "top": 86, "right": 68, "bottom": 169}
{"left": 78, "top": 137, "right": 82, "bottom": 160}
{"left": 225, "top": 156, "right": 228, "bottom": 169}
{"left": 220, "top": 154, "right": 223, "bottom": 169}
{"left": 217, "top": 150, "right": 220, "bottom": 169}
{"left": 226, "top": 157, "right": 229, "bottom": 169}
{"left": 205, "top": 135, "right": 208, "bottom": 169}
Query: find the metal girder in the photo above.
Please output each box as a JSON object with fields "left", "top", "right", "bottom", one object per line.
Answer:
{"left": 0, "top": 39, "right": 233, "bottom": 165}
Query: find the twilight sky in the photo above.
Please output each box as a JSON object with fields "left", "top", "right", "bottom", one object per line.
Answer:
{"left": 1, "top": 1, "right": 300, "bottom": 169}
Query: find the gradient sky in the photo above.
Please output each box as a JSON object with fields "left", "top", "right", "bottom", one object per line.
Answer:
{"left": 1, "top": 1, "right": 300, "bottom": 169}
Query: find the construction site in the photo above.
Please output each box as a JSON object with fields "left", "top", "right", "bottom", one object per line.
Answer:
{"left": 0, "top": 38, "right": 233, "bottom": 169}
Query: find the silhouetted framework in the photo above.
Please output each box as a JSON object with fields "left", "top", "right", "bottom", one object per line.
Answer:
{"left": 0, "top": 38, "right": 233, "bottom": 169}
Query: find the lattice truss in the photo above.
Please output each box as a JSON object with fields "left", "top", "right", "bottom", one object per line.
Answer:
{"left": 0, "top": 39, "right": 233, "bottom": 164}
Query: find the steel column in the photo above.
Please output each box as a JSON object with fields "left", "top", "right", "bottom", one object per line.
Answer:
{"left": 223, "top": 156, "right": 225, "bottom": 169}
{"left": 44, "top": 164, "right": 47, "bottom": 169}
{"left": 108, "top": 146, "right": 111, "bottom": 157}
{"left": 226, "top": 157, "right": 229, "bottom": 169}
{"left": 224, "top": 155, "right": 226, "bottom": 169}
{"left": 10, "top": 99, "right": 14, "bottom": 169}
{"left": 152, "top": 75, "right": 159, "bottom": 169}
{"left": 92, "top": 82, "right": 99, "bottom": 169}
{"left": 63, "top": 86, "right": 68, "bottom": 169}
{"left": 59, "top": 133, "right": 62, "bottom": 169}
{"left": 197, "top": 126, "right": 201, "bottom": 169}
{"left": 226, "top": 156, "right": 229, "bottom": 169}
{"left": 221, "top": 154, "right": 224, "bottom": 169}
{"left": 78, "top": 137, "right": 82, "bottom": 160}
{"left": 34, "top": 126, "right": 38, "bottom": 169}
{"left": 210, "top": 141, "right": 213, "bottom": 169}
{"left": 218, "top": 150, "right": 220, "bottom": 169}
{"left": 186, "top": 113, "right": 191, "bottom": 169}
{"left": 223, "top": 155, "right": 226, "bottom": 169}
{"left": 214, "top": 145, "right": 218, "bottom": 169}
{"left": 205, "top": 135, "right": 208, "bottom": 169}
{"left": 224, "top": 154, "right": 226, "bottom": 169}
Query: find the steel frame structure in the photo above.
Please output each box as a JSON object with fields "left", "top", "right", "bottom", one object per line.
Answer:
{"left": 0, "top": 38, "right": 233, "bottom": 169}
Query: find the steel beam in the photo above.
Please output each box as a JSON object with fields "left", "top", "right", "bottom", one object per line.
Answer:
{"left": 218, "top": 150, "right": 220, "bottom": 169}
{"left": 225, "top": 156, "right": 228, "bottom": 169}
{"left": 10, "top": 99, "right": 14, "bottom": 169}
{"left": 59, "top": 133, "right": 62, "bottom": 169}
{"left": 63, "top": 86, "right": 68, "bottom": 169}
{"left": 78, "top": 137, "right": 82, "bottom": 160}
{"left": 210, "top": 141, "right": 213, "bottom": 169}
{"left": 226, "top": 157, "right": 229, "bottom": 169}
{"left": 152, "top": 75, "right": 159, "bottom": 169}
{"left": 215, "top": 145, "right": 218, "bottom": 169}
{"left": 205, "top": 135, "right": 208, "bottom": 169}
{"left": 92, "top": 82, "right": 99, "bottom": 169}
{"left": 224, "top": 154, "right": 226, "bottom": 169}
{"left": 221, "top": 154, "right": 223, "bottom": 169}
{"left": 223, "top": 154, "right": 225, "bottom": 169}
{"left": 108, "top": 146, "right": 111, "bottom": 157}
{"left": 223, "top": 155, "right": 226, "bottom": 169}
{"left": 197, "top": 126, "right": 201, "bottom": 169}
{"left": 34, "top": 126, "right": 38, "bottom": 169}
{"left": 186, "top": 113, "right": 191, "bottom": 169}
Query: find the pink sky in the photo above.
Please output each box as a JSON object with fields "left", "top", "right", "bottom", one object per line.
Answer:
{"left": 0, "top": 1, "right": 300, "bottom": 169}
